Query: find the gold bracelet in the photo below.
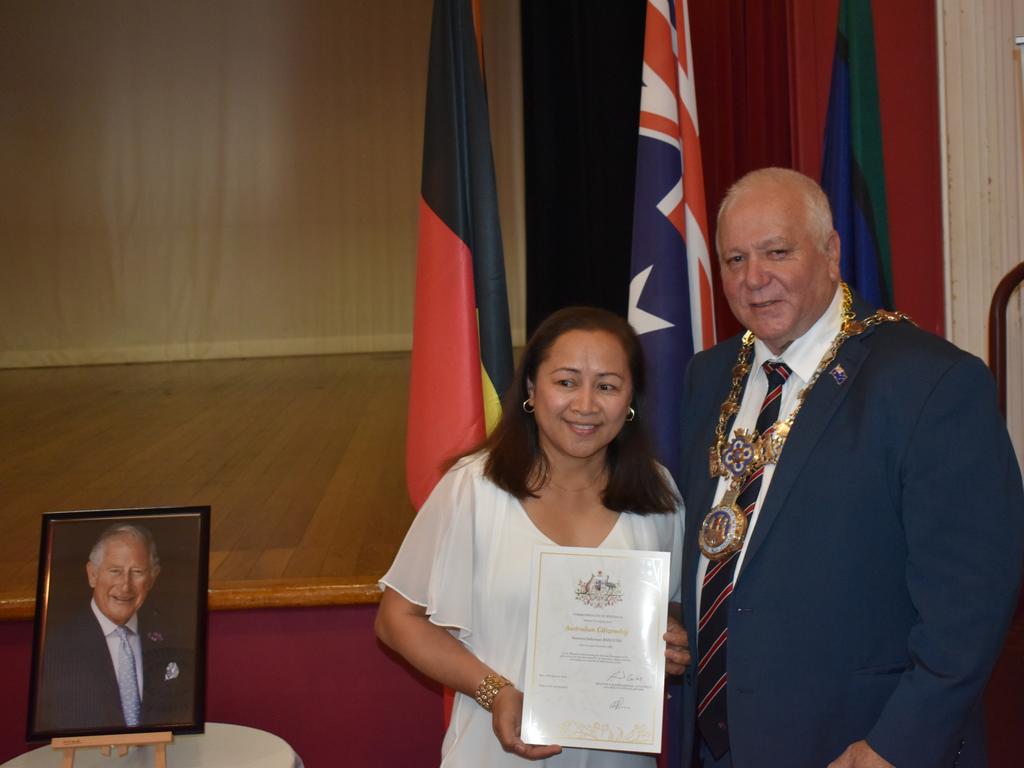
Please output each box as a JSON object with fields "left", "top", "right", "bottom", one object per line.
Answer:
{"left": 473, "top": 673, "right": 513, "bottom": 712}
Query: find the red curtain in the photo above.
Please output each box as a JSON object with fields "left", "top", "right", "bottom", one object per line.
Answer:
{"left": 689, "top": 0, "right": 794, "bottom": 340}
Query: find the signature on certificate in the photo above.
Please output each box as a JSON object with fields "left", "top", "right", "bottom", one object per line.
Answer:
{"left": 607, "top": 669, "right": 646, "bottom": 683}
{"left": 609, "top": 697, "right": 631, "bottom": 710}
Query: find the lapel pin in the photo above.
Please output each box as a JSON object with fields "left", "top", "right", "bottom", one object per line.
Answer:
{"left": 830, "top": 365, "right": 848, "bottom": 385}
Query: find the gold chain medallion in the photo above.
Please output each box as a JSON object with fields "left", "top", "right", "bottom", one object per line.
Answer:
{"left": 699, "top": 284, "right": 907, "bottom": 560}
{"left": 699, "top": 487, "right": 746, "bottom": 560}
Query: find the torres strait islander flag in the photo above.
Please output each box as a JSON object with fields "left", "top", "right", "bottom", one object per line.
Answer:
{"left": 406, "top": 0, "right": 513, "bottom": 511}
{"left": 629, "top": 0, "right": 715, "bottom": 483}
{"left": 821, "top": 0, "right": 894, "bottom": 309}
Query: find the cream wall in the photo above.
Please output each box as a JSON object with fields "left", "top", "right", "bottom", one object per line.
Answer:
{"left": 0, "top": 0, "right": 525, "bottom": 367}
{"left": 939, "top": 0, "right": 1024, "bottom": 461}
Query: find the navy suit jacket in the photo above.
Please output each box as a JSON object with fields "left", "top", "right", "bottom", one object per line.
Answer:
{"left": 677, "top": 296, "right": 1024, "bottom": 767}
{"left": 33, "top": 602, "right": 195, "bottom": 736}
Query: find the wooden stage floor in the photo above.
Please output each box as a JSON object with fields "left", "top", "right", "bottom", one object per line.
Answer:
{"left": 0, "top": 352, "right": 417, "bottom": 619}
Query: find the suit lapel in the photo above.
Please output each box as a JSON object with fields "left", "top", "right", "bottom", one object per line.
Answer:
{"left": 140, "top": 614, "right": 168, "bottom": 705}
{"left": 684, "top": 350, "right": 737, "bottom": 634}
{"left": 738, "top": 333, "right": 871, "bottom": 575}
{"left": 83, "top": 605, "right": 126, "bottom": 725}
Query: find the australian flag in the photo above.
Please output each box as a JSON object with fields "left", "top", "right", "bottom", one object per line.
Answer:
{"left": 629, "top": 0, "right": 715, "bottom": 484}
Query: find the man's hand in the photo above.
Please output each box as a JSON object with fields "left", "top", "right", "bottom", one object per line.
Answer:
{"left": 664, "top": 613, "right": 691, "bottom": 675}
{"left": 491, "top": 685, "right": 562, "bottom": 760}
{"left": 827, "top": 740, "right": 894, "bottom": 768}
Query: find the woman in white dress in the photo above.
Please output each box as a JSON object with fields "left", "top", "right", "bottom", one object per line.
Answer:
{"left": 376, "top": 307, "right": 691, "bottom": 766}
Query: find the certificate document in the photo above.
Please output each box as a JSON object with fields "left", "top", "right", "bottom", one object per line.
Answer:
{"left": 521, "top": 546, "right": 669, "bottom": 753}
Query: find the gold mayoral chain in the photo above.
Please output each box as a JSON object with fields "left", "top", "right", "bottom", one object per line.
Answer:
{"left": 699, "top": 283, "right": 907, "bottom": 561}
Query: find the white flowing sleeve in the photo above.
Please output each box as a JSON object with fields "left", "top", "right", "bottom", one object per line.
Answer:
{"left": 379, "top": 457, "right": 483, "bottom": 641}
{"left": 669, "top": 501, "right": 684, "bottom": 604}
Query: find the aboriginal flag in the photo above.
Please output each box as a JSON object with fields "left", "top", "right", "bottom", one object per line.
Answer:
{"left": 821, "top": 0, "right": 894, "bottom": 309}
{"left": 406, "top": 0, "right": 514, "bottom": 511}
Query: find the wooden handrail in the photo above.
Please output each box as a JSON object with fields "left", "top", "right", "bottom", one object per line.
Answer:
{"left": 0, "top": 577, "right": 384, "bottom": 621}
{"left": 988, "top": 262, "right": 1024, "bottom": 416}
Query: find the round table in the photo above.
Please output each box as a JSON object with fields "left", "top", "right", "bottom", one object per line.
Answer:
{"left": 1, "top": 724, "right": 303, "bottom": 768}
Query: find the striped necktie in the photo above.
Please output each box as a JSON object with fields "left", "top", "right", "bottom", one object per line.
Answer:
{"left": 696, "top": 360, "right": 791, "bottom": 759}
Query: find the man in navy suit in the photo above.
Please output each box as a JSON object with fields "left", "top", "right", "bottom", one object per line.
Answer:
{"left": 34, "top": 524, "right": 194, "bottom": 735}
{"left": 665, "top": 168, "right": 1024, "bottom": 767}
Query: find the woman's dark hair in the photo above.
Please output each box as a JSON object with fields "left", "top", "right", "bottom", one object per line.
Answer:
{"left": 478, "top": 306, "right": 677, "bottom": 514}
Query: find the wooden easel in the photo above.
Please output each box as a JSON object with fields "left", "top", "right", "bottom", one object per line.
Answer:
{"left": 51, "top": 732, "right": 173, "bottom": 768}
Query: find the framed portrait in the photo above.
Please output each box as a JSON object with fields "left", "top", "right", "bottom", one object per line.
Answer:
{"left": 26, "top": 506, "right": 210, "bottom": 741}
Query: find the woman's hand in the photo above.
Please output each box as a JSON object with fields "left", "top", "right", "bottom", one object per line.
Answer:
{"left": 664, "top": 609, "right": 691, "bottom": 675}
{"left": 378, "top": 590, "right": 560, "bottom": 760}
{"left": 491, "top": 685, "right": 562, "bottom": 761}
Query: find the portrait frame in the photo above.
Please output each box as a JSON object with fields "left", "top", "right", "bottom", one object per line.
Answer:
{"left": 26, "top": 506, "right": 210, "bottom": 741}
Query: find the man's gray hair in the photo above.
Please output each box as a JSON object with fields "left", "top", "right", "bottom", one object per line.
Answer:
{"left": 89, "top": 523, "right": 160, "bottom": 572}
{"left": 715, "top": 167, "right": 835, "bottom": 255}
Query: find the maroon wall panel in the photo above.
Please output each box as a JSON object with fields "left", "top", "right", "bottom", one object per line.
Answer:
{"left": 0, "top": 619, "right": 33, "bottom": 762}
{"left": 0, "top": 606, "right": 443, "bottom": 767}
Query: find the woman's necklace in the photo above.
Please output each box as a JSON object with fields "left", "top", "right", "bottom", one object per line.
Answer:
{"left": 699, "top": 283, "right": 907, "bottom": 561}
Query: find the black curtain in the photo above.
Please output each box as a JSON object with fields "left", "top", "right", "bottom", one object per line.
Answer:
{"left": 520, "top": 0, "right": 793, "bottom": 340}
{"left": 520, "top": 1, "right": 646, "bottom": 336}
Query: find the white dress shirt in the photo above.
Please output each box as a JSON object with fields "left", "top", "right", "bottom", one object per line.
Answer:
{"left": 696, "top": 284, "right": 843, "bottom": 601}
{"left": 91, "top": 598, "right": 144, "bottom": 698}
